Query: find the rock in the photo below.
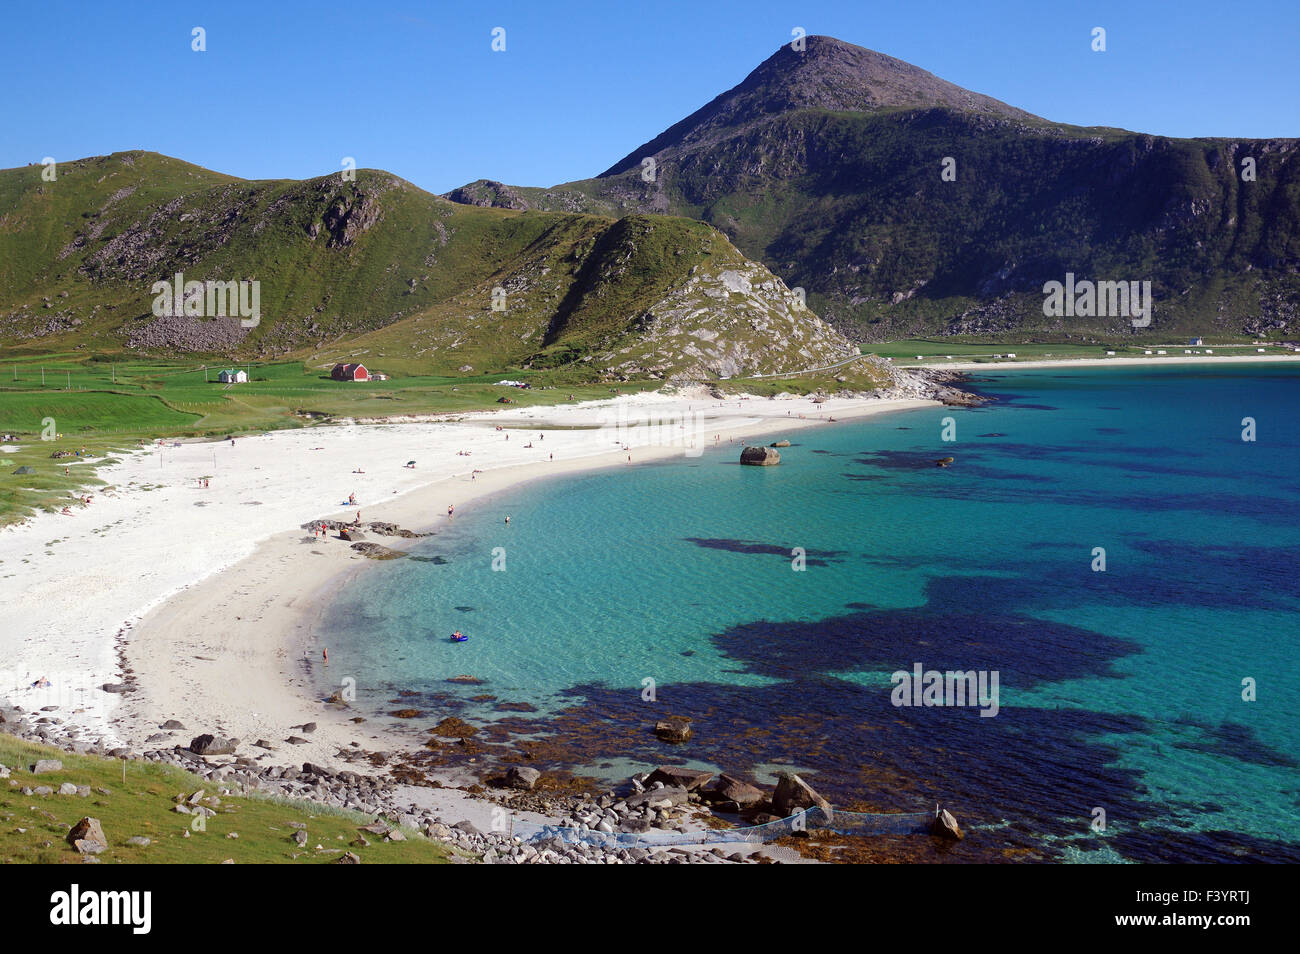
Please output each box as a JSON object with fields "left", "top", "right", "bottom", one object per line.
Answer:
{"left": 293, "top": 829, "right": 308, "bottom": 846}
{"left": 771, "top": 771, "right": 832, "bottom": 819}
{"left": 31, "top": 759, "right": 63, "bottom": 774}
{"left": 339, "top": 527, "right": 366, "bottom": 542}
{"left": 770, "top": 440, "right": 791, "bottom": 447}
{"left": 57, "top": 783, "right": 79, "bottom": 795}
{"left": 706, "top": 773, "right": 765, "bottom": 809}
{"left": 160, "top": 719, "right": 186, "bottom": 730}
{"left": 625, "top": 787, "right": 691, "bottom": 810}
{"left": 337, "top": 852, "right": 362, "bottom": 864}
{"left": 654, "top": 717, "right": 693, "bottom": 743}
{"left": 646, "top": 766, "right": 714, "bottom": 791}
{"left": 189, "top": 734, "right": 236, "bottom": 755}
{"left": 66, "top": 817, "right": 108, "bottom": 854}
{"left": 930, "top": 808, "right": 964, "bottom": 841}
{"left": 506, "top": 766, "right": 541, "bottom": 791}
{"left": 125, "top": 836, "right": 151, "bottom": 847}
{"left": 740, "top": 445, "right": 780, "bottom": 466}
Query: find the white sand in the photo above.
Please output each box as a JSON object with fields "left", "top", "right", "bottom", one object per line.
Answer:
{"left": 0, "top": 390, "right": 935, "bottom": 768}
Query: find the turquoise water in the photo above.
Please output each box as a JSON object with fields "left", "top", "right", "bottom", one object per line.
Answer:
{"left": 318, "top": 364, "right": 1300, "bottom": 862}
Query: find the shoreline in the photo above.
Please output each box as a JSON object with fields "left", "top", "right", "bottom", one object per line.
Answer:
{"left": 897, "top": 353, "right": 1300, "bottom": 371}
{"left": 0, "top": 389, "right": 937, "bottom": 773}
{"left": 112, "top": 393, "right": 938, "bottom": 774}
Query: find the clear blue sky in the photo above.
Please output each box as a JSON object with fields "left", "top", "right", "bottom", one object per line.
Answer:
{"left": 3, "top": 0, "right": 1296, "bottom": 193}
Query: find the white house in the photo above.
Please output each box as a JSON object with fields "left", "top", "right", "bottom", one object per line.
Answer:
{"left": 218, "top": 369, "right": 247, "bottom": 384}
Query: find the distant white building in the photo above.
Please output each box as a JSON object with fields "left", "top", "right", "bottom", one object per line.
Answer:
{"left": 218, "top": 369, "right": 247, "bottom": 384}
{"left": 1189, "top": 337, "right": 1204, "bottom": 346}
{"left": 1106, "top": 351, "right": 1116, "bottom": 356}
{"left": 1157, "top": 350, "right": 1167, "bottom": 355}
{"left": 1144, "top": 350, "right": 1153, "bottom": 355}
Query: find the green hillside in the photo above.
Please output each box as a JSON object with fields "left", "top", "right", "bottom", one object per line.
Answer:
{"left": 0, "top": 151, "right": 854, "bottom": 378}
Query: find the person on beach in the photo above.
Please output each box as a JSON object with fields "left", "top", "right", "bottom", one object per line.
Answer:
{"left": 322, "top": 648, "right": 328, "bottom": 662}
{"left": 505, "top": 515, "right": 510, "bottom": 524}
{"left": 448, "top": 504, "right": 454, "bottom": 518}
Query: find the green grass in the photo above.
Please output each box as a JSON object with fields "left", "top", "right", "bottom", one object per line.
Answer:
{"left": 0, "top": 734, "right": 455, "bottom": 864}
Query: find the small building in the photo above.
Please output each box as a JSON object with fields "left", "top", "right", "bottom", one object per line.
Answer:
{"left": 1144, "top": 350, "right": 1153, "bottom": 355}
{"left": 331, "top": 363, "right": 370, "bottom": 382}
{"left": 1157, "top": 350, "right": 1167, "bottom": 355}
{"left": 218, "top": 369, "right": 247, "bottom": 384}
{"left": 1106, "top": 351, "right": 1116, "bottom": 356}
{"left": 1189, "top": 337, "right": 1204, "bottom": 346}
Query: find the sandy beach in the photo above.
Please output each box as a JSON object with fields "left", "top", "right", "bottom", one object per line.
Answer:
{"left": 0, "top": 389, "right": 936, "bottom": 771}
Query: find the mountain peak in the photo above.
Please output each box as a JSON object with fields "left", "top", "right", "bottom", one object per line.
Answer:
{"left": 599, "top": 36, "right": 1036, "bottom": 176}
{"left": 749, "top": 36, "right": 1032, "bottom": 117}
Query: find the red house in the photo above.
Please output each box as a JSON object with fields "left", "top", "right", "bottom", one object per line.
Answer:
{"left": 331, "top": 363, "right": 369, "bottom": 382}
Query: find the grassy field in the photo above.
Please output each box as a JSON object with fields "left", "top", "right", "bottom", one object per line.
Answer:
{"left": 0, "top": 734, "right": 454, "bottom": 864}
{"left": 0, "top": 353, "right": 666, "bottom": 524}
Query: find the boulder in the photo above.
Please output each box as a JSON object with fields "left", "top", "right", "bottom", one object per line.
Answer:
{"left": 930, "top": 808, "right": 964, "bottom": 841}
{"left": 706, "top": 773, "right": 765, "bottom": 809}
{"left": 189, "top": 734, "right": 236, "bottom": 755}
{"left": 160, "top": 720, "right": 185, "bottom": 730}
{"left": 654, "top": 717, "right": 693, "bottom": 743}
{"left": 740, "top": 445, "right": 780, "bottom": 466}
{"left": 506, "top": 766, "right": 541, "bottom": 791}
{"left": 645, "top": 766, "right": 714, "bottom": 792}
{"left": 31, "top": 759, "right": 63, "bottom": 774}
{"left": 770, "top": 440, "right": 791, "bottom": 447}
{"left": 67, "top": 817, "right": 108, "bottom": 854}
{"left": 771, "top": 771, "right": 832, "bottom": 818}
{"left": 339, "top": 527, "right": 365, "bottom": 542}
{"left": 337, "top": 851, "right": 362, "bottom": 864}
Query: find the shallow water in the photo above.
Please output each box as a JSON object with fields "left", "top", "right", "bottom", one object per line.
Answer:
{"left": 317, "top": 364, "right": 1300, "bottom": 862}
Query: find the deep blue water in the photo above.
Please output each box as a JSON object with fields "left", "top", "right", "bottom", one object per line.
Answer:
{"left": 316, "top": 364, "right": 1300, "bottom": 862}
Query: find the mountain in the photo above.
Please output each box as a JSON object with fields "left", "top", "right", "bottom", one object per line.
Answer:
{"left": 0, "top": 151, "right": 857, "bottom": 379}
{"left": 449, "top": 36, "right": 1300, "bottom": 341}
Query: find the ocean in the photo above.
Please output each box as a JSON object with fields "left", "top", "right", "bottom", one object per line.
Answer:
{"left": 315, "top": 364, "right": 1300, "bottom": 862}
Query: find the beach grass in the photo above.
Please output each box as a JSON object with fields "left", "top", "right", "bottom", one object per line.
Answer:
{"left": 0, "top": 734, "right": 455, "bottom": 864}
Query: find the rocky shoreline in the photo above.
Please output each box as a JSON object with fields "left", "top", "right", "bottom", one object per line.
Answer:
{"left": 1, "top": 701, "right": 959, "bottom": 864}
